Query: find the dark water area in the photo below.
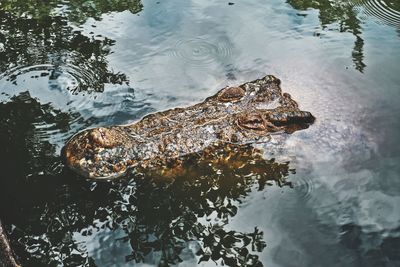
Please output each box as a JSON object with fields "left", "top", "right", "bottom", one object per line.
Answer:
{"left": 0, "top": 0, "right": 399, "bottom": 266}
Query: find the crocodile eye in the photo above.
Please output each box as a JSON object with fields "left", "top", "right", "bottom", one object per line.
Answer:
{"left": 218, "top": 86, "right": 245, "bottom": 102}
{"left": 237, "top": 113, "right": 266, "bottom": 131}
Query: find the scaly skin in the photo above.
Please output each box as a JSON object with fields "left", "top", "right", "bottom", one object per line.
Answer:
{"left": 62, "top": 75, "right": 315, "bottom": 179}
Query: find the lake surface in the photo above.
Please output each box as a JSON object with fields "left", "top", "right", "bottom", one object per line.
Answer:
{"left": 0, "top": 0, "right": 399, "bottom": 266}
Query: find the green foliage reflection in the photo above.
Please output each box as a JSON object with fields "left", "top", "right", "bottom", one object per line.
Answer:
{"left": 0, "top": 0, "right": 143, "bottom": 23}
{"left": 287, "top": 0, "right": 366, "bottom": 72}
{"left": 0, "top": 0, "right": 139, "bottom": 93}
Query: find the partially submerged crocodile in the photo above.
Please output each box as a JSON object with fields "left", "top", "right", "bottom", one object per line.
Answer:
{"left": 63, "top": 75, "right": 315, "bottom": 179}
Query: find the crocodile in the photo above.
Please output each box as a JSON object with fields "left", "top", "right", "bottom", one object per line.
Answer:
{"left": 62, "top": 75, "right": 315, "bottom": 179}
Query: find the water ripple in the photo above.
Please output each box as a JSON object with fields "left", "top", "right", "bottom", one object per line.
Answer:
{"left": 356, "top": 0, "right": 400, "bottom": 28}
{"left": 0, "top": 62, "right": 114, "bottom": 95}
{"left": 170, "top": 37, "right": 233, "bottom": 68}
{"left": 293, "top": 175, "right": 316, "bottom": 202}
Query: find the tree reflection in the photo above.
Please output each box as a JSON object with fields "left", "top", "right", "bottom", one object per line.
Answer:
{"left": 121, "top": 146, "right": 290, "bottom": 266}
{"left": 287, "top": 0, "right": 366, "bottom": 72}
{"left": 0, "top": 0, "right": 143, "bottom": 23}
{"left": 0, "top": 92, "right": 292, "bottom": 266}
{"left": 0, "top": 0, "right": 143, "bottom": 93}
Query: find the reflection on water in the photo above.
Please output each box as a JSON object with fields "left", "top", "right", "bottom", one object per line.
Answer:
{"left": 287, "top": 0, "right": 366, "bottom": 72}
{"left": 0, "top": 93, "right": 289, "bottom": 266}
{"left": 0, "top": 0, "right": 143, "bottom": 23}
{"left": 356, "top": 0, "right": 400, "bottom": 28}
{"left": 0, "top": 10, "right": 128, "bottom": 93}
{"left": 0, "top": 0, "right": 400, "bottom": 266}
{"left": 287, "top": 0, "right": 400, "bottom": 72}
{"left": 0, "top": 0, "right": 151, "bottom": 127}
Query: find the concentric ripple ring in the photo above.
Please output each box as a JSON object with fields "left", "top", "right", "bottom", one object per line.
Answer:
{"left": 356, "top": 0, "right": 400, "bottom": 28}
{"left": 171, "top": 37, "right": 233, "bottom": 68}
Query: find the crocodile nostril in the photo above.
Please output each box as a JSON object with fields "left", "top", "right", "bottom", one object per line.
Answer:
{"left": 218, "top": 86, "right": 245, "bottom": 102}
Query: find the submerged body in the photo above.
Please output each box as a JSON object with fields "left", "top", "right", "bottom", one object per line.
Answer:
{"left": 63, "top": 75, "right": 315, "bottom": 179}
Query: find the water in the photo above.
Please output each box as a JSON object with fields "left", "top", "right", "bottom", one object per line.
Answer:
{"left": 0, "top": 0, "right": 399, "bottom": 266}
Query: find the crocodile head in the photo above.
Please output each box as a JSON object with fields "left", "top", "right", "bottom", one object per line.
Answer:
{"left": 213, "top": 75, "right": 315, "bottom": 136}
{"left": 62, "top": 75, "right": 315, "bottom": 179}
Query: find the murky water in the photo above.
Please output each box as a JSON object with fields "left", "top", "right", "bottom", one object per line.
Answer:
{"left": 0, "top": 0, "right": 399, "bottom": 266}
